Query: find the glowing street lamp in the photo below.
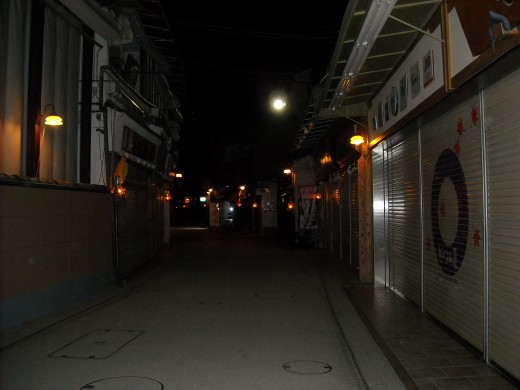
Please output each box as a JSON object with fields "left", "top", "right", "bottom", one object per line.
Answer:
{"left": 350, "top": 135, "right": 365, "bottom": 145}
{"left": 272, "top": 98, "right": 286, "bottom": 111}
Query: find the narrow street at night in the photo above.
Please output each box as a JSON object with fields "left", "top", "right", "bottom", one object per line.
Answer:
{"left": 0, "top": 228, "right": 403, "bottom": 390}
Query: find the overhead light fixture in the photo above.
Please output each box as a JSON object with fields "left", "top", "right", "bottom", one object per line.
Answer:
{"left": 329, "top": 0, "right": 397, "bottom": 111}
{"left": 43, "top": 104, "right": 63, "bottom": 126}
{"left": 283, "top": 169, "right": 291, "bottom": 175}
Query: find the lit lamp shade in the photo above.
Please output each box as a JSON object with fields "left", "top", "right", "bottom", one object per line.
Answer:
{"left": 350, "top": 135, "right": 364, "bottom": 145}
{"left": 44, "top": 115, "right": 63, "bottom": 126}
{"left": 43, "top": 104, "right": 63, "bottom": 126}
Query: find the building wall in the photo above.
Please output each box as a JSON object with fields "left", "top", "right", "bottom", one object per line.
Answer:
{"left": 115, "top": 173, "right": 164, "bottom": 279}
{"left": 0, "top": 181, "right": 113, "bottom": 331}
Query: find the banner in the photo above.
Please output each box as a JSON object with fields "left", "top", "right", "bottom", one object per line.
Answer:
{"left": 298, "top": 186, "right": 320, "bottom": 229}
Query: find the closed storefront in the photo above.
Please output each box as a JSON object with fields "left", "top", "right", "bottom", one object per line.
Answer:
{"left": 386, "top": 131, "right": 422, "bottom": 305}
{"left": 484, "top": 68, "right": 520, "bottom": 379}
{"left": 323, "top": 180, "right": 331, "bottom": 252}
{"left": 372, "top": 145, "right": 388, "bottom": 287}
{"left": 372, "top": 71, "right": 520, "bottom": 380}
{"left": 330, "top": 175, "right": 341, "bottom": 257}
{"left": 340, "top": 167, "right": 359, "bottom": 266}
{"left": 340, "top": 171, "right": 350, "bottom": 260}
{"left": 286, "top": 0, "right": 520, "bottom": 381}
{"left": 421, "top": 96, "right": 484, "bottom": 351}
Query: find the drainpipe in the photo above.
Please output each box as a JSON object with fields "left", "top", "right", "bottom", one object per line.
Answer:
{"left": 99, "top": 66, "right": 120, "bottom": 283}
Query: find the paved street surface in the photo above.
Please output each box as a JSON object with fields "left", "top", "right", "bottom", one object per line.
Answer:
{"left": 0, "top": 227, "right": 404, "bottom": 389}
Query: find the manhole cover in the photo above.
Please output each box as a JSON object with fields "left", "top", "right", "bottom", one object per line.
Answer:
{"left": 49, "top": 329, "right": 143, "bottom": 359}
{"left": 80, "top": 376, "right": 163, "bottom": 389}
{"left": 283, "top": 360, "right": 332, "bottom": 374}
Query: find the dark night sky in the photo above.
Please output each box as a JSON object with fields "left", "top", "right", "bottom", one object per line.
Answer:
{"left": 162, "top": 1, "right": 347, "bottom": 194}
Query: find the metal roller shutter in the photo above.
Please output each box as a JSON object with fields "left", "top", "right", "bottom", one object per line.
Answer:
{"left": 421, "top": 96, "right": 484, "bottom": 350}
{"left": 330, "top": 174, "right": 341, "bottom": 257}
{"left": 323, "top": 181, "right": 331, "bottom": 251}
{"left": 351, "top": 169, "right": 359, "bottom": 267}
{"left": 484, "top": 68, "right": 520, "bottom": 379}
{"left": 339, "top": 167, "right": 359, "bottom": 266}
{"left": 340, "top": 171, "right": 351, "bottom": 260}
{"left": 387, "top": 131, "right": 421, "bottom": 305}
{"left": 372, "top": 144, "right": 388, "bottom": 286}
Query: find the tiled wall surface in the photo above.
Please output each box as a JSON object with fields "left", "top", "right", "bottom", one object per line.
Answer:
{"left": 0, "top": 184, "right": 113, "bottom": 330}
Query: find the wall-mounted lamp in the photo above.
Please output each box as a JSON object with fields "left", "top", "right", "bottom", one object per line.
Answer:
{"left": 283, "top": 169, "right": 292, "bottom": 175}
{"left": 329, "top": 0, "right": 397, "bottom": 110}
{"left": 350, "top": 135, "right": 365, "bottom": 145}
{"left": 43, "top": 104, "right": 63, "bottom": 126}
{"left": 113, "top": 175, "right": 126, "bottom": 198}
{"left": 164, "top": 190, "right": 172, "bottom": 202}
{"left": 36, "top": 104, "right": 64, "bottom": 177}
{"left": 175, "top": 173, "right": 183, "bottom": 178}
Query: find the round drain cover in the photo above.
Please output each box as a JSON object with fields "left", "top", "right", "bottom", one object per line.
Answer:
{"left": 283, "top": 360, "right": 332, "bottom": 374}
{"left": 80, "top": 376, "right": 163, "bottom": 389}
